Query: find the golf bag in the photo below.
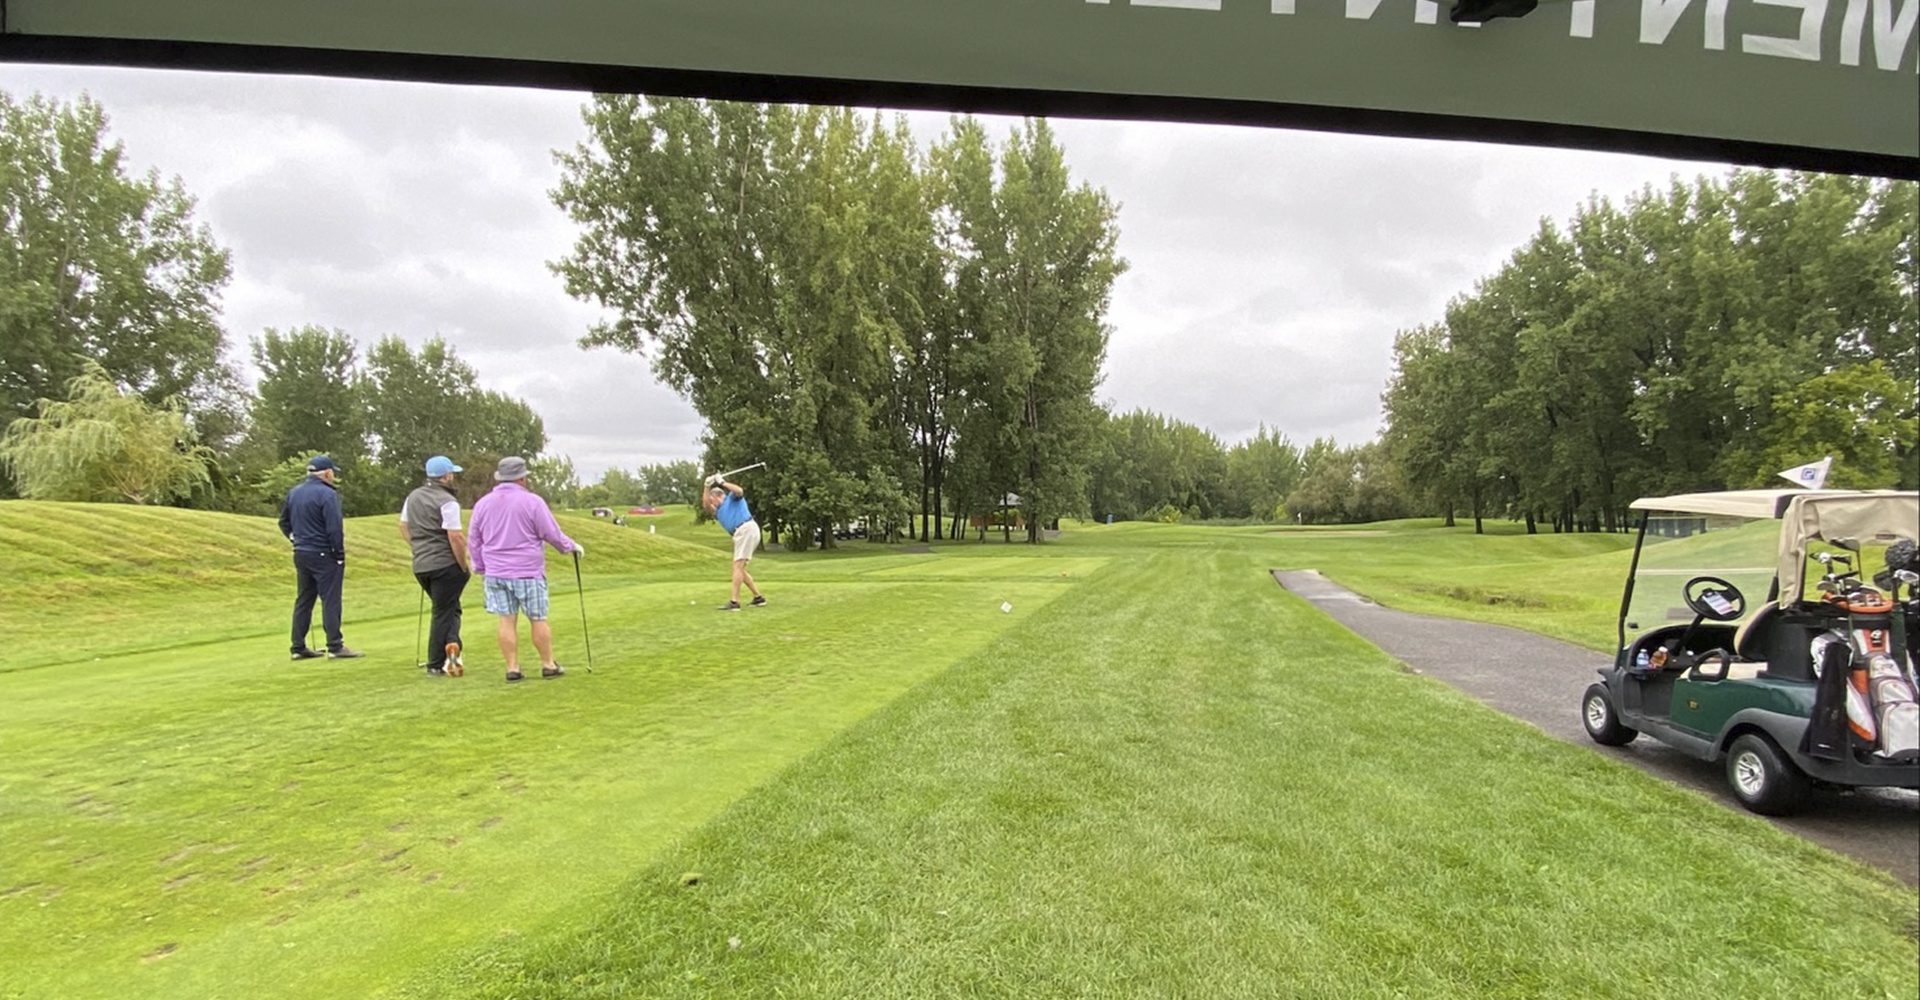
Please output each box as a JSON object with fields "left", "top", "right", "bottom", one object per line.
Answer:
{"left": 1807, "top": 594, "right": 1919, "bottom": 763}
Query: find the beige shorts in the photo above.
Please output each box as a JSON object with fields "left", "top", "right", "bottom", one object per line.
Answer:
{"left": 731, "top": 520, "right": 761, "bottom": 562}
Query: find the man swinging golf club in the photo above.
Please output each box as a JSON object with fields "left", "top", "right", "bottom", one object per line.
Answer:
{"left": 703, "top": 471, "right": 767, "bottom": 611}
{"left": 467, "top": 456, "right": 583, "bottom": 681}
{"left": 399, "top": 455, "right": 471, "bottom": 677}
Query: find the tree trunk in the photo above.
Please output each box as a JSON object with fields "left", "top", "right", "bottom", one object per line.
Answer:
{"left": 1524, "top": 511, "right": 1537, "bottom": 535}
{"left": 1471, "top": 485, "right": 1484, "bottom": 535}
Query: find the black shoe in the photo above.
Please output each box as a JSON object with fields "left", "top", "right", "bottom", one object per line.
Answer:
{"left": 750, "top": 595, "right": 768, "bottom": 607}
{"left": 505, "top": 670, "right": 525, "bottom": 683}
{"left": 327, "top": 647, "right": 365, "bottom": 660}
{"left": 291, "top": 648, "right": 324, "bottom": 661}
{"left": 718, "top": 601, "right": 741, "bottom": 612}
{"left": 425, "top": 665, "right": 448, "bottom": 677}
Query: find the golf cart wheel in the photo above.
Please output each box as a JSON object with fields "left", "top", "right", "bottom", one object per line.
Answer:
{"left": 1582, "top": 684, "right": 1638, "bottom": 746}
{"left": 1725, "top": 733, "right": 1811, "bottom": 816}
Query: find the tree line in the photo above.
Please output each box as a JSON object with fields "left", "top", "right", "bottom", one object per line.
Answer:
{"left": 0, "top": 93, "right": 548, "bottom": 516}
{"left": 7, "top": 90, "right": 1911, "bottom": 538}
{"left": 1381, "top": 170, "right": 1917, "bottom": 533}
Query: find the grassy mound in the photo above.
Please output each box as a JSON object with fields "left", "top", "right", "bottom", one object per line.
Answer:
{"left": 0, "top": 501, "right": 715, "bottom": 672}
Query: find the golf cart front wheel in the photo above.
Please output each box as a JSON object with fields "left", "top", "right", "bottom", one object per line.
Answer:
{"left": 1725, "top": 733, "right": 1811, "bottom": 816}
{"left": 1582, "top": 684, "right": 1638, "bottom": 746}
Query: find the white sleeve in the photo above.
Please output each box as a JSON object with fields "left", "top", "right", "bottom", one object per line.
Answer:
{"left": 439, "top": 500, "right": 463, "bottom": 531}
{"left": 398, "top": 509, "right": 410, "bottom": 524}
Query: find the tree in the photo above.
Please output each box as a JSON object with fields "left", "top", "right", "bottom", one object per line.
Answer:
{"left": 1381, "top": 170, "right": 1918, "bottom": 527}
{"left": 0, "top": 362, "right": 212, "bottom": 504}
{"left": 250, "top": 326, "right": 369, "bottom": 465}
{"left": 529, "top": 455, "right": 583, "bottom": 507}
{"left": 1729, "top": 361, "right": 1916, "bottom": 489}
{"left": 0, "top": 92, "right": 234, "bottom": 494}
{"left": 940, "top": 120, "right": 1124, "bottom": 542}
{"left": 556, "top": 98, "right": 921, "bottom": 547}
{"left": 638, "top": 460, "right": 701, "bottom": 505}
{"left": 1287, "top": 438, "right": 1356, "bottom": 525}
{"left": 1225, "top": 425, "right": 1303, "bottom": 521}
{"left": 362, "top": 335, "right": 546, "bottom": 470}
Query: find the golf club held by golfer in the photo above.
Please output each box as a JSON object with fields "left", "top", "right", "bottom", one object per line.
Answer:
{"left": 705, "top": 462, "right": 766, "bottom": 487}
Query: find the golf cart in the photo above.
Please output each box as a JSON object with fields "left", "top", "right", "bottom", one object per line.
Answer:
{"left": 1582, "top": 489, "right": 1920, "bottom": 815}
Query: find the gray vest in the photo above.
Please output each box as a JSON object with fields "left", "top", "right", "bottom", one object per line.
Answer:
{"left": 403, "top": 482, "right": 461, "bottom": 573}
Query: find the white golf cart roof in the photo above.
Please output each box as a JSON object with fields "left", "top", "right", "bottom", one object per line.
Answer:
{"left": 1631, "top": 489, "right": 1920, "bottom": 607}
{"left": 1628, "top": 489, "right": 1875, "bottom": 519}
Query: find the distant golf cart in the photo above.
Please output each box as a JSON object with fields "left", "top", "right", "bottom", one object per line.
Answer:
{"left": 1582, "top": 489, "right": 1920, "bottom": 815}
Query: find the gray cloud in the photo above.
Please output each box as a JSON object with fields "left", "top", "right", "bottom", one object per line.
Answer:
{"left": 2, "top": 63, "right": 1724, "bottom": 475}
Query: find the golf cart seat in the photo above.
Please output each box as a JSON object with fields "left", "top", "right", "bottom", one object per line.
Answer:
{"left": 1733, "top": 603, "right": 1782, "bottom": 662}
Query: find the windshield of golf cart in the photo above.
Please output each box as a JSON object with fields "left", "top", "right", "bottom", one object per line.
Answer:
{"left": 1625, "top": 497, "right": 1917, "bottom": 643}
{"left": 1624, "top": 514, "right": 1777, "bottom": 639}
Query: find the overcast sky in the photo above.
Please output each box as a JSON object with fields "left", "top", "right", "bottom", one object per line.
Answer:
{"left": 0, "top": 64, "right": 1730, "bottom": 478}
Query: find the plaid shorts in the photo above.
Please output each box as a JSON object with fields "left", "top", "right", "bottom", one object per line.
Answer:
{"left": 483, "top": 576, "right": 550, "bottom": 620}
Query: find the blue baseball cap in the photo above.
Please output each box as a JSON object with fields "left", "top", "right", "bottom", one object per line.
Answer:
{"left": 424, "top": 455, "right": 462, "bottom": 477}
{"left": 307, "top": 455, "right": 338, "bottom": 474}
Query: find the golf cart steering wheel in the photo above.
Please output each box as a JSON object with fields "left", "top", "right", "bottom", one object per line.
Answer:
{"left": 1682, "top": 576, "right": 1746, "bottom": 622}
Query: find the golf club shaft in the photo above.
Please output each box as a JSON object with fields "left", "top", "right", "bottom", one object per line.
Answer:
{"left": 572, "top": 550, "right": 595, "bottom": 672}
{"left": 714, "top": 462, "right": 766, "bottom": 480}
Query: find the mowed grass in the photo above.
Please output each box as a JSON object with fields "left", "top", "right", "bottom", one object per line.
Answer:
{"left": 0, "top": 501, "right": 1085, "bottom": 998}
{"left": 420, "top": 529, "right": 1915, "bottom": 998}
{"left": 1261, "top": 518, "right": 1641, "bottom": 650}
{"left": 0, "top": 502, "right": 1913, "bottom": 999}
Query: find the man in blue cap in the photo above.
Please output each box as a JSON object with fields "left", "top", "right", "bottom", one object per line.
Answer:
{"left": 399, "top": 455, "right": 472, "bottom": 676}
{"left": 279, "top": 455, "right": 363, "bottom": 660}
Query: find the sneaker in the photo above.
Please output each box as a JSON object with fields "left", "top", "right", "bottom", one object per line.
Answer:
{"left": 445, "top": 642, "right": 465, "bottom": 677}
{"left": 327, "top": 647, "right": 365, "bottom": 660}
{"left": 505, "top": 670, "right": 525, "bottom": 683}
{"left": 749, "top": 595, "right": 768, "bottom": 607}
{"left": 718, "top": 601, "right": 741, "bottom": 612}
{"left": 425, "top": 665, "right": 448, "bottom": 677}
{"left": 541, "top": 664, "right": 566, "bottom": 679}
{"left": 290, "top": 648, "right": 324, "bottom": 661}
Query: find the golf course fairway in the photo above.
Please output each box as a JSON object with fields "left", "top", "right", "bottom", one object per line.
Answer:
{"left": 1, "top": 502, "right": 1913, "bottom": 999}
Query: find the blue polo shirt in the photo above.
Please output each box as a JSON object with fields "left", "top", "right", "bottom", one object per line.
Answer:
{"left": 716, "top": 493, "right": 752, "bottom": 535}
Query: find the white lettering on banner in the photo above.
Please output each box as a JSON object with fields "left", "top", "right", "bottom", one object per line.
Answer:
{"left": 1572, "top": 1, "right": 1597, "bottom": 37}
{"left": 1839, "top": 0, "right": 1918, "bottom": 67}
{"left": 1642, "top": 0, "right": 1731, "bottom": 49}
{"left": 1082, "top": 0, "right": 1914, "bottom": 69}
{"left": 1744, "top": 0, "right": 1829, "bottom": 59}
{"left": 1342, "top": 0, "right": 1442, "bottom": 21}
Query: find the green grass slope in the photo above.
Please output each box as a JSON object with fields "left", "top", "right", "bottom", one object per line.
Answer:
{"left": 0, "top": 501, "right": 715, "bottom": 672}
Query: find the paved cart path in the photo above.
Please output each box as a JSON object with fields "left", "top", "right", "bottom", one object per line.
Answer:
{"left": 1274, "top": 569, "right": 1920, "bottom": 886}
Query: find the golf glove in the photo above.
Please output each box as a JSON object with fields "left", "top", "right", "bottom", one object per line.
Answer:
{"left": 572, "top": 543, "right": 585, "bottom": 557}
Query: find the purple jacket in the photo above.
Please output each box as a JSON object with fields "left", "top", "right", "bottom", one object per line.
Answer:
{"left": 468, "top": 481, "right": 578, "bottom": 579}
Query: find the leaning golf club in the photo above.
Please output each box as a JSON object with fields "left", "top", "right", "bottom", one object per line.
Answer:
{"left": 414, "top": 588, "right": 425, "bottom": 667}
{"left": 572, "top": 549, "right": 595, "bottom": 673}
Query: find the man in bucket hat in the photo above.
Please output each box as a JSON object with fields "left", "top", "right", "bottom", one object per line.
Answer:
{"left": 466, "top": 456, "right": 583, "bottom": 681}
{"left": 279, "top": 455, "right": 363, "bottom": 660}
{"left": 399, "top": 455, "right": 471, "bottom": 677}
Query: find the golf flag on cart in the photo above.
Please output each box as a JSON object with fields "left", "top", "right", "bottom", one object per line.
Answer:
{"left": 1777, "top": 457, "right": 1833, "bottom": 490}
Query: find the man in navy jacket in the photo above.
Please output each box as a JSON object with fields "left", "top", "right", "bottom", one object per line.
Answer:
{"left": 278, "top": 455, "right": 364, "bottom": 660}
